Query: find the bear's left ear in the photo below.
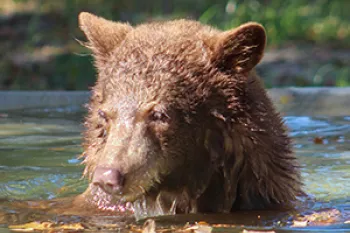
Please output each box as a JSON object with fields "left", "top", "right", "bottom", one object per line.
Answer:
{"left": 78, "top": 12, "right": 132, "bottom": 56}
{"left": 210, "top": 22, "right": 266, "bottom": 73}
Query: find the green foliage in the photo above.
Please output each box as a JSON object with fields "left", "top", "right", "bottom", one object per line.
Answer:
{"left": 7, "top": 0, "right": 350, "bottom": 47}
{"left": 49, "top": 53, "right": 96, "bottom": 90}
{"left": 2, "top": 0, "right": 350, "bottom": 89}
{"left": 335, "top": 67, "right": 350, "bottom": 87}
{"left": 216, "top": 0, "right": 350, "bottom": 47}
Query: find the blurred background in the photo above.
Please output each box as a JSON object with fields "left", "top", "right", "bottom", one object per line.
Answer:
{"left": 0, "top": 0, "right": 349, "bottom": 90}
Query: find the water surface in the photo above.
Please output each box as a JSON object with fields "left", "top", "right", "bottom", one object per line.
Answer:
{"left": 0, "top": 107, "right": 349, "bottom": 232}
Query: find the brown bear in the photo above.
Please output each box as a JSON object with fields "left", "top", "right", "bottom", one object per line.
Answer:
{"left": 76, "top": 12, "right": 302, "bottom": 220}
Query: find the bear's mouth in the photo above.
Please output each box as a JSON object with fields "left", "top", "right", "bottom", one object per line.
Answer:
{"left": 87, "top": 155, "right": 165, "bottom": 210}
{"left": 89, "top": 184, "right": 136, "bottom": 213}
{"left": 89, "top": 178, "right": 155, "bottom": 205}
{"left": 89, "top": 170, "right": 159, "bottom": 201}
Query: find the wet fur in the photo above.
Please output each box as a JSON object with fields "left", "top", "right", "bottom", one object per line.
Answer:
{"left": 78, "top": 12, "right": 302, "bottom": 219}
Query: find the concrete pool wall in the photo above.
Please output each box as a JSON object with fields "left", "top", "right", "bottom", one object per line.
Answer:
{"left": 0, "top": 88, "right": 349, "bottom": 116}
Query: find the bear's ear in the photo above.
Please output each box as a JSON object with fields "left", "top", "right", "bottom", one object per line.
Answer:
{"left": 78, "top": 12, "right": 132, "bottom": 56}
{"left": 210, "top": 22, "right": 266, "bottom": 73}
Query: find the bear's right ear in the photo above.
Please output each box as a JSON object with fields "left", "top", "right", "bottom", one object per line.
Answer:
{"left": 78, "top": 12, "right": 132, "bottom": 56}
{"left": 210, "top": 22, "right": 266, "bottom": 73}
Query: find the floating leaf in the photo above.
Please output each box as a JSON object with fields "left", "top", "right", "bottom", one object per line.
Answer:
{"left": 9, "top": 221, "right": 84, "bottom": 232}
{"left": 313, "top": 136, "right": 325, "bottom": 144}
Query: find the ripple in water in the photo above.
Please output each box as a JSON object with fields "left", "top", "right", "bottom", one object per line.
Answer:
{"left": 0, "top": 110, "right": 349, "bottom": 231}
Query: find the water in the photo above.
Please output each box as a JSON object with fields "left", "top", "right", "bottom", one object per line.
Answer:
{"left": 0, "top": 107, "right": 349, "bottom": 232}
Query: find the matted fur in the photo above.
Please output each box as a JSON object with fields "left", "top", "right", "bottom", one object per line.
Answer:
{"left": 77, "top": 12, "right": 302, "bottom": 219}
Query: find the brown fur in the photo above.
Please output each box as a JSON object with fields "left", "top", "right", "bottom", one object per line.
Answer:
{"left": 77, "top": 12, "right": 302, "bottom": 219}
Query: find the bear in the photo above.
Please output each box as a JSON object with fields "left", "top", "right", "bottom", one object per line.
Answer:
{"left": 76, "top": 12, "right": 302, "bottom": 220}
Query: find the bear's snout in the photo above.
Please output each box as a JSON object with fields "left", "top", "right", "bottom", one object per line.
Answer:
{"left": 92, "top": 167, "right": 125, "bottom": 195}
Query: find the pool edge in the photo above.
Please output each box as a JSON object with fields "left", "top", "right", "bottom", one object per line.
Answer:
{"left": 0, "top": 88, "right": 349, "bottom": 116}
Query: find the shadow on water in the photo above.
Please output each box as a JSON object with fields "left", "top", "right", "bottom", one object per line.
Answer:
{"left": 0, "top": 107, "right": 349, "bottom": 232}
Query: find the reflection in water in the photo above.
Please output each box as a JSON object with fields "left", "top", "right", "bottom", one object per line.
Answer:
{"left": 0, "top": 109, "right": 349, "bottom": 232}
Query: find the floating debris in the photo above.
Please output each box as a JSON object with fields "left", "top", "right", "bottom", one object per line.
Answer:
{"left": 292, "top": 208, "right": 342, "bottom": 227}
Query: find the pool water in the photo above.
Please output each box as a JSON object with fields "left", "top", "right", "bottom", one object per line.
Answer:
{"left": 0, "top": 107, "right": 349, "bottom": 232}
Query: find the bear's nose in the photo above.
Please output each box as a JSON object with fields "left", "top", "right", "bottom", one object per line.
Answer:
{"left": 92, "top": 167, "right": 125, "bottom": 194}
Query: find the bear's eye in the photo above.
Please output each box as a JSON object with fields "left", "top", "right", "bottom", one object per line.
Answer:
{"left": 149, "top": 110, "right": 169, "bottom": 123}
{"left": 97, "top": 128, "right": 107, "bottom": 138}
{"left": 98, "top": 109, "right": 107, "bottom": 121}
